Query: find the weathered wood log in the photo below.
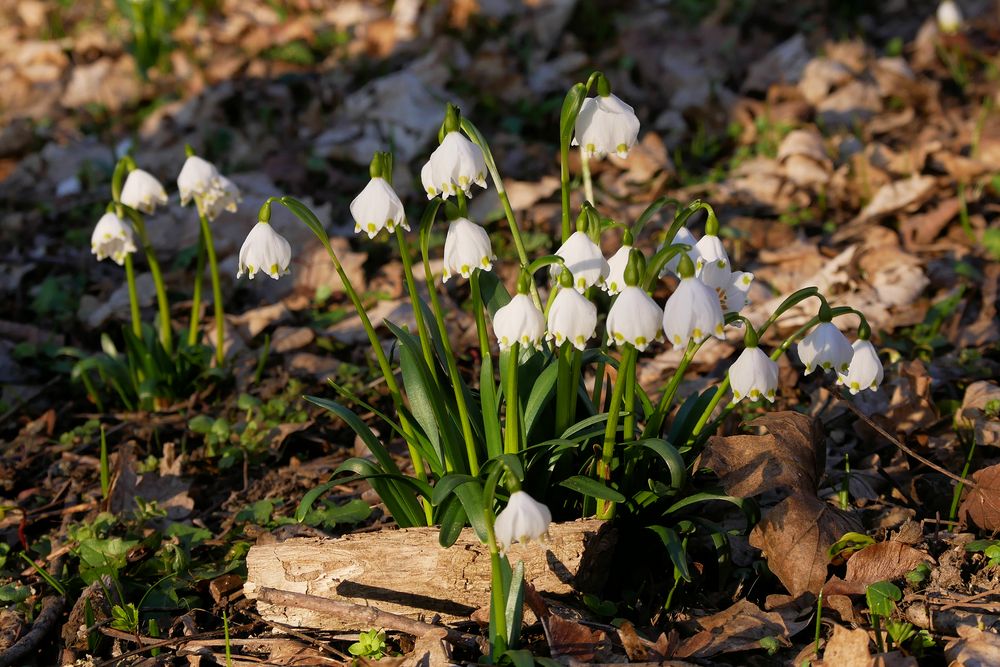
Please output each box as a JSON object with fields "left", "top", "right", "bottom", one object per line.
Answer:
{"left": 244, "top": 519, "right": 615, "bottom": 628}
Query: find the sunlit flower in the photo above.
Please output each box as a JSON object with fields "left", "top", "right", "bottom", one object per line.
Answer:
{"left": 442, "top": 217, "right": 494, "bottom": 282}
{"left": 797, "top": 322, "right": 853, "bottom": 374}
{"left": 662, "top": 276, "right": 726, "bottom": 348}
{"left": 694, "top": 233, "right": 730, "bottom": 283}
{"left": 701, "top": 269, "right": 754, "bottom": 314}
{"left": 547, "top": 287, "right": 598, "bottom": 350}
{"left": 606, "top": 286, "right": 661, "bottom": 351}
{"left": 421, "top": 131, "right": 487, "bottom": 199}
{"left": 729, "top": 346, "right": 779, "bottom": 403}
{"left": 494, "top": 490, "right": 551, "bottom": 553}
{"left": 350, "top": 177, "right": 408, "bottom": 239}
{"left": 120, "top": 169, "right": 167, "bottom": 214}
{"left": 553, "top": 231, "right": 609, "bottom": 292}
{"left": 604, "top": 244, "right": 632, "bottom": 295}
{"left": 236, "top": 222, "right": 291, "bottom": 280}
{"left": 90, "top": 212, "right": 136, "bottom": 265}
{"left": 837, "top": 339, "right": 884, "bottom": 394}
{"left": 659, "top": 227, "right": 700, "bottom": 278}
{"left": 200, "top": 175, "right": 241, "bottom": 221}
{"left": 573, "top": 94, "right": 640, "bottom": 159}
{"left": 937, "top": 0, "right": 962, "bottom": 33}
{"left": 178, "top": 155, "right": 220, "bottom": 205}
{"left": 493, "top": 294, "right": 545, "bottom": 350}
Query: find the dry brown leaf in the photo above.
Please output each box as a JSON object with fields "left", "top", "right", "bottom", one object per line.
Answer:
{"left": 702, "top": 411, "right": 824, "bottom": 499}
{"left": 617, "top": 620, "right": 678, "bottom": 661}
{"left": 945, "top": 626, "right": 1000, "bottom": 667}
{"left": 676, "top": 598, "right": 808, "bottom": 659}
{"left": 959, "top": 464, "right": 1000, "bottom": 531}
{"left": 900, "top": 198, "right": 961, "bottom": 248}
{"left": 749, "top": 493, "right": 862, "bottom": 598}
{"left": 545, "top": 615, "right": 607, "bottom": 662}
{"left": 818, "top": 624, "right": 872, "bottom": 666}
{"left": 855, "top": 176, "right": 937, "bottom": 223}
{"left": 960, "top": 381, "right": 1000, "bottom": 448}
{"left": 824, "top": 542, "right": 931, "bottom": 596}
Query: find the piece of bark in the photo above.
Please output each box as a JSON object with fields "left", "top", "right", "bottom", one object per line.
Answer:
{"left": 244, "top": 519, "right": 615, "bottom": 627}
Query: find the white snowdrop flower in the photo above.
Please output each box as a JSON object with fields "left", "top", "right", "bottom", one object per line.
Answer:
{"left": 573, "top": 94, "right": 640, "bottom": 159}
{"left": 177, "top": 155, "right": 221, "bottom": 206}
{"left": 90, "top": 212, "right": 136, "bottom": 265}
{"left": 350, "top": 177, "right": 408, "bottom": 239}
{"left": 494, "top": 490, "right": 551, "bottom": 553}
{"left": 937, "top": 0, "right": 962, "bottom": 33}
{"left": 662, "top": 276, "right": 726, "bottom": 348}
{"left": 422, "top": 131, "right": 487, "bottom": 200}
{"left": 837, "top": 339, "right": 884, "bottom": 394}
{"left": 606, "top": 286, "right": 662, "bottom": 351}
{"left": 659, "top": 226, "right": 700, "bottom": 278}
{"left": 604, "top": 244, "right": 632, "bottom": 295}
{"left": 120, "top": 169, "right": 167, "bottom": 214}
{"left": 797, "top": 322, "right": 853, "bottom": 375}
{"left": 694, "top": 233, "right": 730, "bottom": 282}
{"left": 547, "top": 287, "right": 598, "bottom": 351}
{"left": 553, "top": 231, "right": 609, "bottom": 292}
{"left": 442, "top": 217, "right": 494, "bottom": 282}
{"left": 729, "top": 346, "right": 779, "bottom": 403}
{"left": 236, "top": 222, "right": 291, "bottom": 280}
{"left": 700, "top": 268, "right": 754, "bottom": 314}
{"left": 493, "top": 293, "right": 545, "bottom": 351}
{"left": 200, "top": 175, "right": 241, "bottom": 221}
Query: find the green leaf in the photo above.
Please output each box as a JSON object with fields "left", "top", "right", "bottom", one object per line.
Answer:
{"left": 560, "top": 475, "right": 625, "bottom": 502}
{"left": 624, "top": 438, "right": 686, "bottom": 492}
{"left": 523, "top": 360, "right": 560, "bottom": 440}
{"left": 431, "top": 474, "right": 479, "bottom": 507}
{"left": 664, "top": 492, "right": 759, "bottom": 532}
{"left": 477, "top": 269, "right": 512, "bottom": 319}
{"left": 438, "top": 495, "right": 467, "bottom": 548}
{"left": 631, "top": 196, "right": 681, "bottom": 238}
{"left": 296, "top": 481, "right": 335, "bottom": 523}
{"left": 501, "top": 649, "right": 537, "bottom": 667}
{"left": 526, "top": 254, "right": 565, "bottom": 275}
{"left": 866, "top": 581, "right": 902, "bottom": 617}
{"left": 505, "top": 560, "right": 526, "bottom": 647}
{"left": 647, "top": 525, "right": 692, "bottom": 581}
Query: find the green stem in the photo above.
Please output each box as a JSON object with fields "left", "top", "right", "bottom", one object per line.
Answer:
{"left": 555, "top": 342, "right": 573, "bottom": 436}
{"left": 504, "top": 342, "right": 521, "bottom": 455}
{"left": 622, "top": 348, "right": 636, "bottom": 441}
{"left": 949, "top": 432, "right": 976, "bottom": 521}
{"left": 597, "top": 345, "right": 636, "bottom": 519}
{"left": 395, "top": 227, "right": 435, "bottom": 369}
{"left": 197, "top": 204, "right": 225, "bottom": 365}
{"left": 642, "top": 339, "right": 702, "bottom": 438}
{"left": 814, "top": 591, "right": 823, "bottom": 656}
{"left": 187, "top": 228, "right": 205, "bottom": 346}
{"left": 591, "top": 329, "right": 609, "bottom": 408}
{"left": 123, "top": 254, "right": 142, "bottom": 338}
{"left": 872, "top": 613, "right": 884, "bottom": 653}
{"left": 485, "top": 510, "right": 509, "bottom": 658}
{"left": 128, "top": 213, "right": 173, "bottom": 353}
{"left": 421, "top": 239, "right": 479, "bottom": 475}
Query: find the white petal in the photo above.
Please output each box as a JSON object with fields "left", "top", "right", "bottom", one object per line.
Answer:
{"left": 442, "top": 217, "right": 494, "bottom": 281}
{"left": 662, "top": 277, "right": 725, "bottom": 348}
{"left": 493, "top": 294, "right": 545, "bottom": 350}
{"left": 547, "top": 288, "right": 597, "bottom": 350}
{"left": 553, "top": 231, "right": 609, "bottom": 292}
{"left": 603, "top": 245, "right": 631, "bottom": 295}
{"left": 729, "top": 346, "right": 779, "bottom": 403}
{"left": 606, "top": 286, "right": 662, "bottom": 351}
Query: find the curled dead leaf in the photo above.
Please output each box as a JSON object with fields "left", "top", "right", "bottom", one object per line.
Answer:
{"left": 676, "top": 598, "right": 809, "bottom": 659}
{"left": 959, "top": 464, "right": 1000, "bottom": 532}
{"left": 824, "top": 541, "right": 932, "bottom": 596}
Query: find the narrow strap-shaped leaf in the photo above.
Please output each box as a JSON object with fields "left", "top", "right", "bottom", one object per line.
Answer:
{"left": 430, "top": 473, "right": 479, "bottom": 507}
{"left": 647, "top": 525, "right": 692, "bottom": 582}
{"left": 560, "top": 475, "right": 625, "bottom": 502}
{"left": 523, "top": 360, "right": 560, "bottom": 440}
{"left": 624, "top": 438, "right": 687, "bottom": 492}
{"left": 437, "top": 495, "right": 467, "bottom": 548}
{"left": 504, "top": 560, "right": 525, "bottom": 646}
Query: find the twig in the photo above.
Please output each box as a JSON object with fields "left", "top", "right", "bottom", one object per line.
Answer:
{"left": 92, "top": 624, "right": 254, "bottom": 666}
{"left": 255, "top": 587, "right": 481, "bottom": 648}
{"left": 0, "top": 595, "right": 65, "bottom": 667}
{"left": 834, "top": 390, "right": 977, "bottom": 490}
{"left": 243, "top": 609, "right": 352, "bottom": 661}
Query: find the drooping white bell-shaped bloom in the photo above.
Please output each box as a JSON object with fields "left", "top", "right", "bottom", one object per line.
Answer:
{"left": 662, "top": 277, "right": 726, "bottom": 348}
{"left": 236, "top": 222, "right": 291, "bottom": 280}
{"left": 120, "top": 169, "right": 167, "bottom": 214}
{"left": 442, "top": 217, "right": 494, "bottom": 282}
{"left": 606, "top": 286, "right": 662, "bottom": 351}
{"left": 200, "top": 175, "right": 241, "bottom": 221}
{"left": 553, "top": 231, "right": 609, "bottom": 292}
{"left": 701, "top": 269, "right": 754, "bottom": 314}
{"left": 177, "top": 155, "right": 221, "bottom": 206}
{"left": 603, "top": 244, "right": 632, "bottom": 295}
{"left": 797, "top": 322, "right": 853, "bottom": 375}
{"left": 937, "top": 0, "right": 962, "bottom": 33}
{"left": 493, "top": 293, "right": 545, "bottom": 351}
{"left": 729, "top": 346, "right": 779, "bottom": 403}
{"left": 660, "top": 226, "right": 700, "bottom": 278}
{"left": 694, "top": 233, "right": 730, "bottom": 283}
{"left": 350, "top": 177, "right": 408, "bottom": 239}
{"left": 494, "top": 490, "right": 552, "bottom": 553}
{"left": 547, "top": 287, "right": 598, "bottom": 351}
{"left": 421, "top": 131, "right": 487, "bottom": 199}
{"left": 573, "top": 94, "right": 641, "bottom": 159}
{"left": 91, "top": 212, "right": 136, "bottom": 265}
{"left": 837, "top": 339, "right": 884, "bottom": 394}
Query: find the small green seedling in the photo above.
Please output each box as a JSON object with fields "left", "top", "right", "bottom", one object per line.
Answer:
{"left": 349, "top": 628, "right": 388, "bottom": 660}
{"left": 111, "top": 602, "right": 140, "bottom": 634}
{"left": 866, "top": 581, "right": 902, "bottom": 653}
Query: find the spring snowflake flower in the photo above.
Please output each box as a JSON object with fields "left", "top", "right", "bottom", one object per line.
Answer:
{"left": 937, "top": 0, "right": 962, "bottom": 33}
{"left": 90, "top": 212, "right": 136, "bottom": 265}
{"left": 797, "top": 322, "right": 853, "bottom": 374}
{"left": 547, "top": 287, "right": 598, "bottom": 350}
{"left": 660, "top": 226, "right": 700, "bottom": 278}
{"left": 729, "top": 346, "right": 779, "bottom": 403}
{"left": 120, "top": 169, "right": 167, "bottom": 214}
{"left": 694, "top": 233, "right": 730, "bottom": 282}
{"left": 421, "top": 132, "right": 487, "bottom": 199}
{"left": 701, "top": 269, "right": 754, "bottom": 314}
{"left": 200, "top": 174, "right": 241, "bottom": 221}
{"left": 493, "top": 294, "right": 545, "bottom": 351}
{"left": 573, "top": 94, "right": 640, "bottom": 159}
{"left": 178, "top": 155, "right": 220, "bottom": 205}
{"left": 236, "top": 222, "right": 291, "bottom": 280}
{"left": 604, "top": 244, "right": 632, "bottom": 295}
{"left": 350, "top": 177, "right": 408, "bottom": 239}
{"left": 442, "top": 217, "right": 494, "bottom": 282}
{"left": 494, "top": 490, "right": 552, "bottom": 553}
{"left": 837, "top": 339, "right": 884, "bottom": 394}
{"left": 553, "top": 231, "right": 609, "bottom": 292}
{"left": 606, "top": 286, "right": 662, "bottom": 351}
{"left": 662, "top": 276, "right": 726, "bottom": 348}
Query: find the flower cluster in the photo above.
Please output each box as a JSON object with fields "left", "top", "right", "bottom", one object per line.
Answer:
{"left": 178, "top": 155, "right": 242, "bottom": 221}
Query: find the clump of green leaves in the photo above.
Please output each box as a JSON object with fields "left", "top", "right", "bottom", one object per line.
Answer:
{"left": 966, "top": 540, "right": 1000, "bottom": 567}
{"left": 349, "top": 629, "right": 388, "bottom": 660}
